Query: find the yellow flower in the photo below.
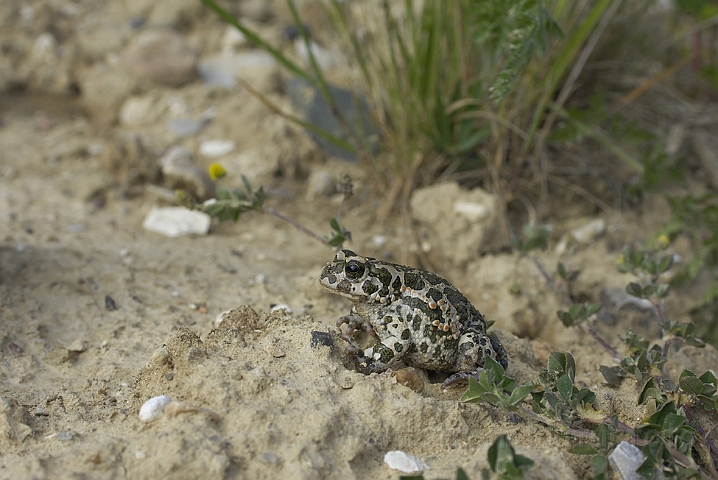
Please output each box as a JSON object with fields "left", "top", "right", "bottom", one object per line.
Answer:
{"left": 208, "top": 163, "right": 226, "bottom": 181}
{"left": 617, "top": 253, "right": 624, "bottom": 265}
{"left": 656, "top": 234, "right": 670, "bottom": 249}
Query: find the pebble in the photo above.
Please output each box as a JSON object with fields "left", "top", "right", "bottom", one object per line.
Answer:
{"left": 270, "top": 304, "right": 292, "bottom": 314}
{"left": 198, "top": 52, "right": 277, "bottom": 89}
{"left": 121, "top": 29, "right": 197, "bottom": 86}
{"left": 294, "top": 39, "right": 346, "bottom": 71}
{"left": 305, "top": 170, "right": 336, "bottom": 199}
{"left": 372, "top": 235, "right": 388, "bottom": 247}
{"left": 142, "top": 207, "right": 211, "bottom": 238}
{"left": 310, "top": 331, "right": 333, "bottom": 349}
{"left": 139, "top": 395, "right": 171, "bottom": 422}
{"left": 165, "top": 118, "right": 206, "bottom": 137}
{"left": 608, "top": 441, "right": 658, "bottom": 480}
{"left": 57, "top": 430, "right": 74, "bottom": 442}
{"left": 454, "top": 200, "right": 491, "bottom": 221}
{"left": 119, "top": 95, "right": 160, "bottom": 126}
{"left": 556, "top": 218, "right": 606, "bottom": 255}
{"left": 383, "top": 450, "right": 429, "bottom": 474}
{"left": 159, "top": 146, "right": 216, "bottom": 200}
{"left": 395, "top": 367, "right": 424, "bottom": 393}
{"left": 221, "top": 25, "right": 246, "bottom": 52}
{"left": 66, "top": 340, "right": 86, "bottom": 353}
{"left": 286, "top": 77, "right": 374, "bottom": 161}
{"left": 199, "top": 139, "right": 236, "bottom": 157}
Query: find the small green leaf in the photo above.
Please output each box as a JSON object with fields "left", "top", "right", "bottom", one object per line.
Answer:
{"left": 455, "top": 468, "right": 470, "bottom": 480}
{"left": 658, "top": 255, "right": 674, "bottom": 273}
{"left": 626, "top": 282, "right": 643, "bottom": 297}
{"left": 599, "top": 365, "right": 622, "bottom": 387}
{"left": 642, "top": 284, "right": 657, "bottom": 297}
{"left": 589, "top": 455, "right": 608, "bottom": 476}
{"left": 679, "top": 375, "right": 704, "bottom": 395}
{"left": 568, "top": 443, "right": 598, "bottom": 455}
{"left": 509, "top": 383, "right": 534, "bottom": 406}
{"left": 700, "top": 370, "right": 718, "bottom": 385}
{"left": 557, "top": 374, "right": 573, "bottom": 402}
{"left": 557, "top": 262, "right": 567, "bottom": 279}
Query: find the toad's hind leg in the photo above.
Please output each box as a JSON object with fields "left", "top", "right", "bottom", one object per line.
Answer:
{"left": 355, "top": 313, "right": 411, "bottom": 374}
{"left": 443, "top": 332, "right": 508, "bottom": 389}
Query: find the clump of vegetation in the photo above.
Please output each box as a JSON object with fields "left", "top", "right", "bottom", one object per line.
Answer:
{"left": 405, "top": 435, "right": 534, "bottom": 480}
{"left": 179, "top": 168, "right": 352, "bottom": 248}
{"left": 461, "top": 244, "right": 718, "bottom": 478}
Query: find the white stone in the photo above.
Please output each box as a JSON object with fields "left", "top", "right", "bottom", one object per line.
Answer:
{"left": 556, "top": 218, "right": 606, "bottom": 255}
{"left": 383, "top": 450, "right": 428, "bottom": 474}
{"left": 138, "top": 395, "right": 171, "bottom": 422}
{"left": 199, "top": 139, "right": 236, "bottom": 157}
{"left": 454, "top": 200, "right": 490, "bottom": 221}
{"left": 294, "top": 39, "right": 346, "bottom": 71}
{"left": 571, "top": 218, "right": 606, "bottom": 244}
{"left": 143, "top": 207, "right": 211, "bottom": 238}
{"left": 221, "top": 26, "right": 246, "bottom": 52}
{"left": 270, "top": 304, "right": 292, "bottom": 314}
{"left": 608, "top": 441, "right": 657, "bottom": 480}
{"left": 120, "top": 95, "right": 161, "bottom": 126}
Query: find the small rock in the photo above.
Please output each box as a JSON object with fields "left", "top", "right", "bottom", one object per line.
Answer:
{"left": 159, "top": 146, "right": 215, "bottom": 200}
{"left": 198, "top": 52, "right": 278, "bottom": 90}
{"left": 139, "top": 395, "right": 171, "bottom": 422}
{"left": 395, "top": 367, "right": 424, "bottom": 393}
{"left": 305, "top": 170, "right": 336, "bottom": 199}
{"left": 199, "top": 139, "right": 236, "bottom": 157}
{"left": 609, "top": 441, "right": 662, "bottom": 480}
{"left": 119, "top": 94, "right": 163, "bottom": 126}
{"left": 121, "top": 29, "right": 197, "bottom": 86}
{"left": 372, "top": 235, "right": 388, "bottom": 247}
{"left": 383, "top": 450, "right": 428, "bottom": 474}
{"left": 105, "top": 295, "right": 118, "bottom": 311}
{"left": 66, "top": 340, "right": 86, "bottom": 353}
{"left": 57, "top": 430, "right": 75, "bottom": 442}
{"left": 143, "top": 207, "right": 211, "bottom": 238}
{"left": 43, "top": 348, "right": 74, "bottom": 365}
{"left": 165, "top": 118, "right": 205, "bottom": 137}
{"left": 270, "top": 304, "right": 292, "bottom": 314}
{"left": 310, "top": 331, "right": 333, "bottom": 349}
{"left": 221, "top": 26, "right": 246, "bottom": 52}
{"left": 556, "top": 218, "right": 606, "bottom": 255}
{"left": 294, "top": 39, "right": 346, "bottom": 71}
{"left": 286, "top": 77, "right": 375, "bottom": 161}
{"left": 257, "top": 452, "right": 281, "bottom": 465}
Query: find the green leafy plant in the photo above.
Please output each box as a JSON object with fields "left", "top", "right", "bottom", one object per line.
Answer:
{"left": 460, "top": 357, "right": 534, "bottom": 412}
{"left": 180, "top": 172, "right": 352, "bottom": 249}
{"left": 485, "top": 435, "right": 535, "bottom": 480}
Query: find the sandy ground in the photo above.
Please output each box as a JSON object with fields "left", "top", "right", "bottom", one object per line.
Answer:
{"left": 1, "top": 1, "right": 718, "bottom": 479}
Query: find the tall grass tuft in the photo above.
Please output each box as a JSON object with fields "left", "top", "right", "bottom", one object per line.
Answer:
{"left": 204, "top": 0, "right": 625, "bottom": 215}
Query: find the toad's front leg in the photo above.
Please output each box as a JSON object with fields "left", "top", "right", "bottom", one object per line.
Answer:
{"left": 355, "top": 313, "right": 411, "bottom": 374}
{"left": 336, "top": 306, "right": 375, "bottom": 349}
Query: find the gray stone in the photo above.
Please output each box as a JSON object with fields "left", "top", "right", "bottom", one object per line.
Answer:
{"left": 159, "top": 146, "right": 215, "bottom": 200}
{"left": 79, "top": 63, "right": 134, "bottom": 126}
{"left": 305, "top": 170, "right": 336, "bottom": 199}
{"left": 121, "top": 29, "right": 197, "bottom": 86}
{"left": 198, "top": 51, "right": 278, "bottom": 90}
{"left": 286, "top": 77, "right": 376, "bottom": 161}
{"left": 609, "top": 441, "right": 663, "bottom": 480}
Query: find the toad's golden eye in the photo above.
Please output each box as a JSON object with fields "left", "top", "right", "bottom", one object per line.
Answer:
{"left": 345, "top": 260, "right": 365, "bottom": 279}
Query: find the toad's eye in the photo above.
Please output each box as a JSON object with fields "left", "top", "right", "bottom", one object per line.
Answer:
{"left": 345, "top": 260, "right": 365, "bottom": 279}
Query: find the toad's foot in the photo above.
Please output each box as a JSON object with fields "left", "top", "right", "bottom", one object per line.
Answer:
{"left": 440, "top": 370, "right": 481, "bottom": 390}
